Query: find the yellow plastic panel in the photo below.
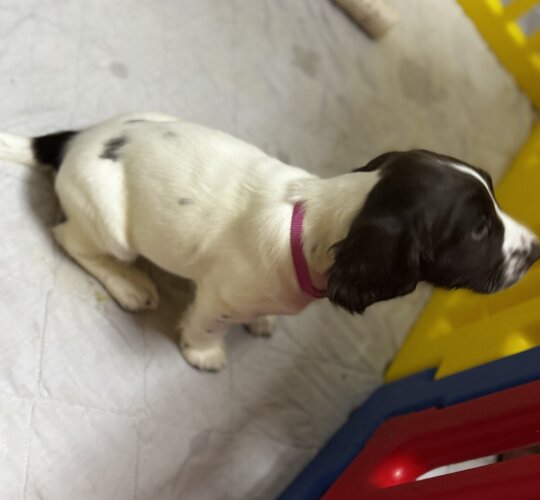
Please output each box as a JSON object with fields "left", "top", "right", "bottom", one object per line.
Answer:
{"left": 386, "top": 123, "right": 540, "bottom": 381}
{"left": 457, "top": 0, "right": 540, "bottom": 111}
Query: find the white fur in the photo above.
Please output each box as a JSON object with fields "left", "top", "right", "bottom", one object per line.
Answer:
{"left": 1, "top": 113, "right": 375, "bottom": 371}
{"left": 0, "top": 133, "right": 34, "bottom": 166}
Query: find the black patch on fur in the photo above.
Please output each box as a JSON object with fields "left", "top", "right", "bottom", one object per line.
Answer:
{"left": 163, "top": 130, "right": 177, "bottom": 140}
{"left": 329, "top": 150, "right": 507, "bottom": 314}
{"left": 353, "top": 152, "right": 397, "bottom": 172}
{"left": 100, "top": 136, "right": 128, "bottom": 161}
{"left": 125, "top": 119, "right": 148, "bottom": 124}
{"left": 32, "top": 130, "right": 77, "bottom": 170}
{"left": 178, "top": 197, "right": 194, "bottom": 206}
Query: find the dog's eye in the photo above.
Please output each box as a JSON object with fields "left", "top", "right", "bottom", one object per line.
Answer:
{"left": 472, "top": 218, "right": 490, "bottom": 241}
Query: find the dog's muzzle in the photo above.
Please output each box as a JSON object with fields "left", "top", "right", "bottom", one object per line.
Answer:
{"left": 504, "top": 241, "right": 540, "bottom": 287}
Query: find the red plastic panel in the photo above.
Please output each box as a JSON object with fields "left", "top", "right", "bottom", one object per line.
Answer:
{"left": 324, "top": 380, "right": 540, "bottom": 499}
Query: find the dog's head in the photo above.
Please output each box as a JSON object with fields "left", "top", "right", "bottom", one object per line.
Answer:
{"left": 327, "top": 150, "right": 540, "bottom": 313}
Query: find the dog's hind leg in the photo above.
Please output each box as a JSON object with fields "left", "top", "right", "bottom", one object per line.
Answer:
{"left": 53, "top": 221, "right": 159, "bottom": 311}
{"left": 177, "top": 285, "right": 229, "bottom": 371}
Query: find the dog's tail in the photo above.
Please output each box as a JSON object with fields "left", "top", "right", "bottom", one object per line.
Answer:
{"left": 0, "top": 130, "right": 77, "bottom": 170}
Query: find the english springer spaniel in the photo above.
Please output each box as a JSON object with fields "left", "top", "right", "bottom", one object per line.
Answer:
{"left": 0, "top": 113, "right": 537, "bottom": 371}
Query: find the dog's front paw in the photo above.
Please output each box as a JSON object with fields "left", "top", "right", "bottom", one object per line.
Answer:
{"left": 244, "top": 315, "right": 276, "bottom": 337}
{"left": 179, "top": 339, "right": 227, "bottom": 372}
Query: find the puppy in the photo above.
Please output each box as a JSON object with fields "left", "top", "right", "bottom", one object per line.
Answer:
{"left": 0, "top": 113, "right": 538, "bottom": 371}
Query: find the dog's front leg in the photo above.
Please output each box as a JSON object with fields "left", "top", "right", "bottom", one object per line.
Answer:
{"left": 177, "top": 287, "right": 229, "bottom": 372}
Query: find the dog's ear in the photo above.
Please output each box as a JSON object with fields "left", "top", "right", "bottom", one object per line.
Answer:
{"left": 327, "top": 216, "right": 425, "bottom": 314}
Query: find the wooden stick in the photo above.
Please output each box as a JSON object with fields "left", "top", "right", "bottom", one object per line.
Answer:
{"left": 334, "top": 0, "right": 398, "bottom": 39}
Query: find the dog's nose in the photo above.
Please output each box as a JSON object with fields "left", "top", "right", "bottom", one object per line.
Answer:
{"left": 528, "top": 242, "right": 540, "bottom": 266}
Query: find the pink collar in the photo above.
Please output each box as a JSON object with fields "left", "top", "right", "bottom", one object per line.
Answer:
{"left": 290, "top": 202, "right": 326, "bottom": 299}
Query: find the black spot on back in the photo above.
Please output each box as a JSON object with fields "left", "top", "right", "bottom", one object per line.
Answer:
{"left": 32, "top": 130, "right": 77, "bottom": 170}
{"left": 101, "top": 136, "right": 128, "bottom": 161}
{"left": 125, "top": 119, "right": 148, "bottom": 124}
{"left": 163, "top": 130, "right": 177, "bottom": 140}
